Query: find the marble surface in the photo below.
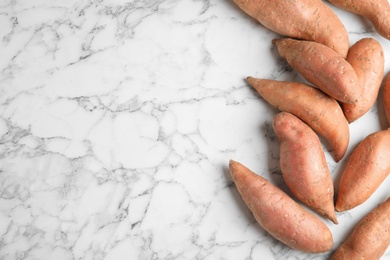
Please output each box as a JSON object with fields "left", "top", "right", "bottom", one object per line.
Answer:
{"left": 0, "top": 0, "right": 390, "bottom": 259}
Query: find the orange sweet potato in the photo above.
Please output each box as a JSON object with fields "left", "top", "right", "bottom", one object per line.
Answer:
{"left": 233, "top": 0, "right": 349, "bottom": 57}
{"left": 247, "top": 77, "right": 349, "bottom": 162}
{"left": 342, "top": 38, "right": 384, "bottom": 123}
{"left": 273, "top": 112, "right": 338, "bottom": 224}
{"left": 383, "top": 72, "right": 390, "bottom": 126}
{"left": 229, "top": 160, "right": 334, "bottom": 253}
{"left": 327, "top": 0, "right": 390, "bottom": 40}
{"left": 331, "top": 197, "right": 390, "bottom": 260}
{"left": 273, "top": 38, "right": 360, "bottom": 104}
{"left": 335, "top": 129, "right": 390, "bottom": 212}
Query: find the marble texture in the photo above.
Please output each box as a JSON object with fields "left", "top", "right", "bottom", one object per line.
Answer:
{"left": 0, "top": 0, "right": 390, "bottom": 259}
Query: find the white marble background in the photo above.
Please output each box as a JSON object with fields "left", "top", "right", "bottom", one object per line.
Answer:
{"left": 0, "top": 0, "right": 390, "bottom": 259}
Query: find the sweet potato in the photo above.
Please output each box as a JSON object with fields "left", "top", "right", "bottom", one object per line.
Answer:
{"left": 342, "top": 38, "right": 384, "bottom": 123}
{"left": 273, "top": 38, "right": 360, "bottom": 104}
{"left": 273, "top": 112, "right": 338, "bottom": 224}
{"left": 247, "top": 77, "right": 349, "bottom": 162}
{"left": 233, "top": 0, "right": 349, "bottom": 57}
{"left": 331, "top": 197, "right": 390, "bottom": 260}
{"left": 335, "top": 129, "right": 390, "bottom": 212}
{"left": 327, "top": 0, "right": 390, "bottom": 40}
{"left": 383, "top": 72, "right": 390, "bottom": 126}
{"left": 229, "top": 160, "right": 334, "bottom": 253}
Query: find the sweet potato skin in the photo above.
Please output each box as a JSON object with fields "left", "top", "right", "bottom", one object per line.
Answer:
{"left": 273, "top": 38, "right": 360, "bottom": 104}
{"left": 233, "top": 0, "right": 349, "bottom": 57}
{"left": 273, "top": 112, "right": 337, "bottom": 224}
{"left": 335, "top": 130, "right": 390, "bottom": 212}
{"left": 331, "top": 197, "right": 390, "bottom": 260}
{"left": 247, "top": 77, "right": 349, "bottom": 162}
{"left": 229, "top": 160, "right": 334, "bottom": 253}
{"left": 383, "top": 73, "right": 390, "bottom": 126}
{"left": 342, "top": 38, "right": 384, "bottom": 123}
{"left": 327, "top": 0, "right": 390, "bottom": 40}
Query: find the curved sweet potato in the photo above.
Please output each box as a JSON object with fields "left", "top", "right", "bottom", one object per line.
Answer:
{"left": 229, "top": 160, "right": 334, "bottom": 253}
{"left": 273, "top": 112, "right": 338, "bottom": 224}
{"left": 233, "top": 0, "right": 349, "bottom": 57}
{"left": 327, "top": 0, "right": 390, "bottom": 40}
{"left": 383, "top": 72, "right": 390, "bottom": 126}
{"left": 247, "top": 77, "right": 349, "bottom": 162}
{"left": 335, "top": 130, "right": 390, "bottom": 212}
{"left": 342, "top": 38, "right": 384, "bottom": 123}
{"left": 273, "top": 38, "right": 360, "bottom": 104}
{"left": 332, "top": 197, "right": 390, "bottom": 260}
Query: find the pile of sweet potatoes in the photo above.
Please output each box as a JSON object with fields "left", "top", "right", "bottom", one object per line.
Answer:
{"left": 229, "top": 0, "right": 390, "bottom": 258}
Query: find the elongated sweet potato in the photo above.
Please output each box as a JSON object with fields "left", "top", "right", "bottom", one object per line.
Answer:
{"left": 383, "top": 72, "right": 390, "bottom": 126}
{"left": 335, "top": 129, "right": 390, "bottom": 212}
{"left": 327, "top": 0, "right": 390, "bottom": 40}
{"left": 332, "top": 197, "right": 390, "bottom": 260}
{"left": 273, "top": 112, "right": 338, "bottom": 224}
{"left": 233, "top": 0, "right": 349, "bottom": 57}
{"left": 273, "top": 38, "right": 360, "bottom": 104}
{"left": 342, "top": 38, "right": 384, "bottom": 123}
{"left": 229, "top": 160, "right": 334, "bottom": 253}
{"left": 247, "top": 77, "right": 349, "bottom": 162}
